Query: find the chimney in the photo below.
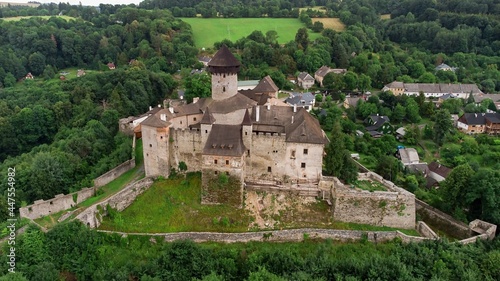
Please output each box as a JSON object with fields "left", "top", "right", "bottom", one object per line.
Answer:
{"left": 256, "top": 106, "right": 260, "bottom": 122}
{"left": 293, "top": 104, "right": 297, "bottom": 113}
{"left": 169, "top": 107, "right": 174, "bottom": 114}
{"left": 160, "top": 114, "right": 166, "bottom": 121}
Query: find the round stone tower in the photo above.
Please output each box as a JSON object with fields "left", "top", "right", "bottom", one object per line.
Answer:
{"left": 207, "top": 45, "right": 240, "bottom": 100}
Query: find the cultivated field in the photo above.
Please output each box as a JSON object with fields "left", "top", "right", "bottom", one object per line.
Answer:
{"left": 312, "top": 17, "right": 345, "bottom": 31}
{"left": 180, "top": 17, "right": 321, "bottom": 48}
{"left": 0, "top": 15, "right": 77, "bottom": 21}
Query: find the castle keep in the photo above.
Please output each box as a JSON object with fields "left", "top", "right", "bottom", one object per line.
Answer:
{"left": 141, "top": 46, "right": 328, "bottom": 204}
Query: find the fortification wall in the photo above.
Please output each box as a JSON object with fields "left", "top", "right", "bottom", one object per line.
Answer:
{"left": 75, "top": 178, "right": 154, "bottom": 228}
{"left": 170, "top": 127, "right": 202, "bottom": 172}
{"left": 94, "top": 159, "right": 136, "bottom": 187}
{"left": 417, "top": 221, "right": 438, "bottom": 239}
{"left": 20, "top": 187, "right": 95, "bottom": 220}
{"left": 329, "top": 176, "right": 415, "bottom": 229}
{"left": 415, "top": 198, "right": 472, "bottom": 239}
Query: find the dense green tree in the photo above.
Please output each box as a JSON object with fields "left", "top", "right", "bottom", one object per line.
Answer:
{"left": 433, "top": 109, "right": 453, "bottom": 146}
{"left": 184, "top": 73, "right": 211, "bottom": 103}
{"left": 392, "top": 103, "right": 406, "bottom": 123}
{"left": 295, "top": 27, "right": 309, "bottom": 50}
{"left": 440, "top": 163, "right": 475, "bottom": 218}
{"left": 405, "top": 98, "right": 421, "bottom": 123}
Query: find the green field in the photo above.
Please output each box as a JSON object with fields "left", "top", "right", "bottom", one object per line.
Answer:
{"left": 1, "top": 15, "right": 78, "bottom": 22}
{"left": 180, "top": 18, "right": 321, "bottom": 48}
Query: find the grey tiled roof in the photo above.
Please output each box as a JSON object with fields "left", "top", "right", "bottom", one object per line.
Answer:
{"left": 203, "top": 125, "right": 246, "bottom": 156}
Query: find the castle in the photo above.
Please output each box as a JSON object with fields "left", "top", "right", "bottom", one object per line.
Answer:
{"left": 141, "top": 46, "right": 328, "bottom": 204}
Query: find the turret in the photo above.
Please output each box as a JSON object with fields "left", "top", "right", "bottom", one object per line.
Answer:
{"left": 208, "top": 45, "right": 240, "bottom": 100}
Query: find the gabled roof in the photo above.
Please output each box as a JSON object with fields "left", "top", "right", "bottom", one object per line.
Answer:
{"left": 252, "top": 75, "right": 279, "bottom": 93}
{"left": 384, "top": 81, "right": 405, "bottom": 89}
{"left": 459, "top": 113, "right": 500, "bottom": 125}
{"left": 399, "top": 148, "right": 419, "bottom": 165}
{"left": 239, "top": 90, "right": 270, "bottom": 105}
{"left": 208, "top": 93, "right": 257, "bottom": 114}
{"left": 285, "top": 92, "right": 315, "bottom": 105}
{"left": 298, "top": 72, "right": 314, "bottom": 81}
{"left": 428, "top": 162, "right": 452, "bottom": 178}
{"left": 207, "top": 45, "right": 240, "bottom": 68}
{"left": 365, "top": 115, "right": 390, "bottom": 131}
{"left": 203, "top": 125, "right": 246, "bottom": 156}
{"left": 250, "top": 106, "right": 327, "bottom": 144}
{"left": 473, "top": 93, "right": 500, "bottom": 103}
{"left": 141, "top": 114, "right": 170, "bottom": 128}
{"left": 315, "top": 65, "right": 330, "bottom": 78}
{"left": 285, "top": 109, "right": 328, "bottom": 144}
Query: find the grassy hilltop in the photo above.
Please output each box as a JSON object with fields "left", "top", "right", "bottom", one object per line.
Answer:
{"left": 180, "top": 17, "right": 323, "bottom": 48}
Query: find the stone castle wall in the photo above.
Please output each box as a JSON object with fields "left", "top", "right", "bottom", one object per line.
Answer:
{"left": 329, "top": 175, "right": 416, "bottom": 229}
{"left": 75, "top": 178, "right": 154, "bottom": 228}
{"left": 94, "top": 159, "right": 136, "bottom": 187}
{"left": 415, "top": 198, "right": 472, "bottom": 239}
{"left": 20, "top": 187, "right": 95, "bottom": 220}
{"left": 170, "top": 127, "right": 203, "bottom": 172}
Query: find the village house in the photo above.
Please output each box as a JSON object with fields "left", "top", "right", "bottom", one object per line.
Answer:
{"left": 382, "top": 81, "right": 482, "bottom": 98}
{"left": 457, "top": 113, "right": 500, "bottom": 135}
{"left": 365, "top": 114, "right": 393, "bottom": 137}
{"left": 285, "top": 92, "right": 315, "bottom": 112}
{"left": 107, "top": 62, "right": 116, "bottom": 70}
{"left": 297, "top": 72, "right": 315, "bottom": 89}
{"left": 314, "top": 65, "right": 347, "bottom": 87}
{"left": 435, "top": 63, "right": 457, "bottom": 72}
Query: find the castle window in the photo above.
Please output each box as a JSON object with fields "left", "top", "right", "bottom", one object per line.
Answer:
{"left": 214, "top": 159, "right": 218, "bottom": 164}
{"left": 247, "top": 150, "right": 250, "bottom": 156}
{"left": 245, "top": 132, "right": 247, "bottom": 136}
{"left": 160, "top": 136, "right": 163, "bottom": 139}
{"left": 205, "top": 130, "right": 208, "bottom": 133}
{"left": 194, "top": 117, "right": 197, "bottom": 121}
{"left": 223, "top": 86, "right": 226, "bottom": 92}
{"left": 301, "top": 162, "right": 306, "bottom": 168}
{"left": 149, "top": 144, "right": 152, "bottom": 148}
{"left": 226, "top": 160, "right": 229, "bottom": 165}
{"left": 268, "top": 166, "right": 271, "bottom": 173}
{"left": 214, "top": 171, "right": 218, "bottom": 175}
{"left": 291, "top": 150, "right": 296, "bottom": 158}
{"left": 225, "top": 171, "right": 229, "bottom": 175}
{"left": 303, "top": 149, "right": 308, "bottom": 155}
{"left": 180, "top": 121, "right": 183, "bottom": 124}
{"left": 223, "top": 74, "right": 226, "bottom": 78}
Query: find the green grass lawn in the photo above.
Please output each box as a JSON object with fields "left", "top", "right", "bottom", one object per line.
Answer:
{"left": 98, "top": 172, "right": 254, "bottom": 233}
{"left": 353, "top": 180, "right": 387, "bottom": 192}
{"left": 180, "top": 18, "right": 322, "bottom": 48}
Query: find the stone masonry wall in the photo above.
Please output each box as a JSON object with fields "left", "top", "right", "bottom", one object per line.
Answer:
{"left": 170, "top": 127, "right": 202, "bottom": 172}
{"left": 330, "top": 175, "right": 416, "bottom": 229}
{"left": 94, "top": 159, "right": 136, "bottom": 187}
{"left": 20, "top": 187, "right": 95, "bottom": 220}
{"left": 75, "top": 178, "right": 154, "bottom": 228}
{"left": 415, "top": 198, "right": 472, "bottom": 239}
